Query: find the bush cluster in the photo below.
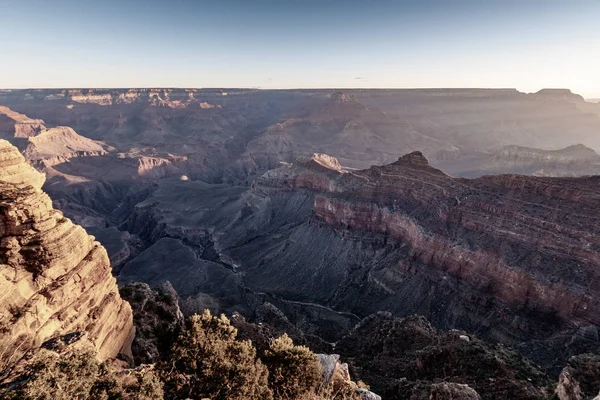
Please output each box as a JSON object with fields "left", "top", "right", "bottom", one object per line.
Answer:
{"left": 263, "top": 334, "right": 322, "bottom": 399}
{"left": 0, "top": 347, "right": 163, "bottom": 400}
{"left": 1, "top": 310, "right": 364, "bottom": 400}
{"left": 161, "top": 310, "right": 272, "bottom": 400}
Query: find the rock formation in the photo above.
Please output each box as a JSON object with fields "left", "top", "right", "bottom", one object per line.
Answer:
{"left": 3, "top": 88, "right": 600, "bottom": 178}
{"left": 23, "top": 126, "right": 107, "bottom": 167}
{"left": 439, "top": 144, "right": 600, "bottom": 178}
{"left": 119, "top": 282, "right": 183, "bottom": 364}
{"left": 556, "top": 354, "right": 600, "bottom": 400}
{"left": 113, "top": 150, "right": 600, "bottom": 373}
{"left": 0, "top": 140, "right": 134, "bottom": 368}
{"left": 243, "top": 152, "right": 600, "bottom": 346}
{"left": 336, "top": 313, "right": 551, "bottom": 400}
{"left": 2, "top": 88, "right": 600, "bottom": 238}
{"left": 0, "top": 106, "right": 46, "bottom": 150}
{"left": 2, "top": 88, "right": 600, "bottom": 388}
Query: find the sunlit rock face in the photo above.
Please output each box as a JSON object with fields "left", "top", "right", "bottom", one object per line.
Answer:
{"left": 0, "top": 140, "right": 134, "bottom": 366}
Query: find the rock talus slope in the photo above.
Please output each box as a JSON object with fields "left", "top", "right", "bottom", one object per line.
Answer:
{"left": 0, "top": 140, "right": 134, "bottom": 367}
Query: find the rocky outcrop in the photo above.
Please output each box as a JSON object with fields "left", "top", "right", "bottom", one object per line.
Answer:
{"left": 23, "top": 126, "right": 107, "bottom": 167}
{"left": 533, "top": 88, "right": 586, "bottom": 103}
{"left": 497, "top": 144, "right": 600, "bottom": 162}
{"left": 428, "top": 383, "right": 481, "bottom": 400}
{"left": 315, "top": 353, "right": 382, "bottom": 400}
{"left": 0, "top": 106, "right": 46, "bottom": 150}
{"left": 336, "top": 313, "right": 551, "bottom": 400}
{"left": 0, "top": 140, "right": 134, "bottom": 368}
{"left": 556, "top": 354, "right": 600, "bottom": 400}
{"left": 119, "top": 282, "right": 183, "bottom": 365}
{"left": 442, "top": 144, "right": 600, "bottom": 178}
{"left": 0, "top": 106, "right": 108, "bottom": 173}
{"left": 248, "top": 153, "right": 600, "bottom": 346}
{"left": 1, "top": 88, "right": 233, "bottom": 108}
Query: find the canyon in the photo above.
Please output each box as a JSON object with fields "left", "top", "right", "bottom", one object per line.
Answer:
{"left": 115, "top": 151, "right": 600, "bottom": 359}
{"left": 1, "top": 88, "right": 600, "bottom": 398}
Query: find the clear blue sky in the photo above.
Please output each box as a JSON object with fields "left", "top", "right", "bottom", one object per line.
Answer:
{"left": 1, "top": 0, "right": 599, "bottom": 97}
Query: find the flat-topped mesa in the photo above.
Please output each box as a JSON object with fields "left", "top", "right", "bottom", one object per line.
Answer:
{"left": 0, "top": 106, "right": 46, "bottom": 150}
{"left": 534, "top": 88, "right": 585, "bottom": 102}
{"left": 496, "top": 144, "right": 600, "bottom": 162}
{"left": 0, "top": 140, "right": 134, "bottom": 366}
{"left": 23, "top": 126, "right": 107, "bottom": 166}
{"left": 253, "top": 153, "right": 344, "bottom": 194}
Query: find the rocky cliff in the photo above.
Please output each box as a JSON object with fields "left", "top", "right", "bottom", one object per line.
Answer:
{"left": 438, "top": 144, "right": 600, "bottom": 177}
{"left": 23, "top": 126, "right": 108, "bottom": 170}
{"left": 0, "top": 106, "right": 46, "bottom": 150}
{"left": 250, "top": 152, "right": 600, "bottom": 344}
{"left": 0, "top": 140, "right": 134, "bottom": 368}
{"left": 116, "top": 150, "right": 600, "bottom": 369}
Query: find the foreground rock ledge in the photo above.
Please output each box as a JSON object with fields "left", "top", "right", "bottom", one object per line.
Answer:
{"left": 0, "top": 139, "right": 134, "bottom": 366}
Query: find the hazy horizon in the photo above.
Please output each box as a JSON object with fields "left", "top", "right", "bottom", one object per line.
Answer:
{"left": 0, "top": 86, "right": 594, "bottom": 97}
{"left": 1, "top": 0, "right": 600, "bottom": 97}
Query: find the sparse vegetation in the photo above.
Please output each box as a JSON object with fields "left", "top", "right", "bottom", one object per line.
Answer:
{"left": 0, "top": 346, "right": 164, "bottom": 400}
{"left": 0, "top": 309, "right": 368, "bottom": 400}
{"left": 260, "top": 333, "right": 362, "bottom": 400}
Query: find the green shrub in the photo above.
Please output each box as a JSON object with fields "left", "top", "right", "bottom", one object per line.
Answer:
{"left": 263, "top": 334, "right": 323, "bottom": 400}
{"left": 161, "top": 309, "right": 272, "bottom": 400}
{"left": 2, "top": 347, "right": 104, "bottom": 400}
{"left": 322, "top": 367, "right": 363, "bottom": 400}
{"left": 0, "top": 346, "right": 164, "bottom": 400}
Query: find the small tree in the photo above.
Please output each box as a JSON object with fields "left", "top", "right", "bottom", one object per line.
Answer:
{"left": 162, "top": 310, "right": 272, "bottom": 400}
{"left": 263, "top": 334, "right": 322, "bottom": 400}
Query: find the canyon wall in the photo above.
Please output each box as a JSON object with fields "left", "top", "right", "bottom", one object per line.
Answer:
{"left": 0, "top": 140, "right": 133, "bottom": 367}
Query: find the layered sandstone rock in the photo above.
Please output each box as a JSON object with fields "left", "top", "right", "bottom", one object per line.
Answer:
{"left": 23, "top": 126, "right": 107, "bottom": 167}
{"left": 440, "top": 144, "right": 600, "bottom": 178}
{"left": 0, "top": 140, "right": 134, "bottom": 367}
{"left": 0, "top": 106, "right": 46, "bottom": 151}
{"left": 250, "top": 152, "right": 600, "bottom": 343}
